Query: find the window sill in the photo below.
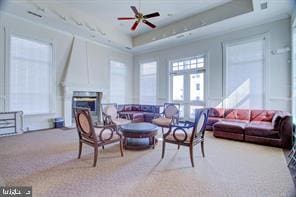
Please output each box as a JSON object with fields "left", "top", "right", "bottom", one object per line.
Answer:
{"left": 24, "top": 113, "right": 57, "bottom": 117}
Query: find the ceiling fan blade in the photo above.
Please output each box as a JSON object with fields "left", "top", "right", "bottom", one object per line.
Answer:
{"left": 117, "top": 17, "right": 136, "bottom": 20}
{"left": 131, "top": 20, "right": 140, "bottom": 31}
{"left": 142, "top": 20, "right": 156, "bottom": 28}
{"left": 143, "top": 12, "right": 160, "bottom": 19}
{"left": 130, "top": 6, "right": 139, "bottom": 15}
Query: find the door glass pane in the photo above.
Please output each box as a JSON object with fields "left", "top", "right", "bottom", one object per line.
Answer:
{"left": 173, "top": 75, "right": 184, "bottom": 100}
{"left": 190, "top": 106, "right": 203, "bottom": 119}
{"left": 179, "top": 105, "right": 184, "bottom": 118}
{"left": 190, "top": 73, "right": 204, "bottom": 101}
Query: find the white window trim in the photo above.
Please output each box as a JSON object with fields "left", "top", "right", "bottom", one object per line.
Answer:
{"left": 168, "top": 54, "right": 208, "bottom": 103}
{"left": 168, "top": 53, "right": 209, "bottom": 120}
{"left": 4, "top": 29, "right": 56, "bottom": 115}
{"left": 138, "top": 59, "right": 158, "bottom": 104}
{"left": 222, "top": 33, "right": 270, "bottom": 109}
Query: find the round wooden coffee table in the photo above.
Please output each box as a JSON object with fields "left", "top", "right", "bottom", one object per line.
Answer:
{"left": 120, "top": 123, "right": 158, "bottom": 150}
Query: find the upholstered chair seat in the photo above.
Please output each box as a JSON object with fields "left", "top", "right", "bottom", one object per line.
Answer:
{"left": 111, "top": 118, "right": 131, "bottom": 126}
{"left": 152, "top": 117, "right": 172, "bottom": 127}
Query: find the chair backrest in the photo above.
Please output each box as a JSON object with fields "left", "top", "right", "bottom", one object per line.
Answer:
{"left": 101, "top": 103, "right": 118, "bottom": 119}
{"left": 73, "top": 108, "right": 97, "bottom": 143}
{"left": 191, "top": 108, "right": 209, "bottom": 142}
{"left": 164, "top": 103, "right": 180, "bottom": 119}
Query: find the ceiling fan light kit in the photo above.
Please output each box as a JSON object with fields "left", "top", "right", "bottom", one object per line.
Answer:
{"left": 117, "top": 6, "right": 160, "bottom": 31}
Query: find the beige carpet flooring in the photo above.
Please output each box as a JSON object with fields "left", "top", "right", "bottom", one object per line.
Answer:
{"left": 0, "top": 128, "right": 295, "bottom": 197}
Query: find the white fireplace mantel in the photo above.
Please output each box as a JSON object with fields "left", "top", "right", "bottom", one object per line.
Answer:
{"left": 62, "top": 83, "right": 107, "bottom": 127}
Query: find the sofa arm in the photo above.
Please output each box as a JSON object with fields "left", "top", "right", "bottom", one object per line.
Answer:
{"left": 278, "top": 115, "right": 293, "bottom": 149}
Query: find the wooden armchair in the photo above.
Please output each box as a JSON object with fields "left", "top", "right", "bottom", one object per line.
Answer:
{"left": 152, "top": 103, "right": 180, "bottom": 133}
{"left": 101, "top": 103, "right": 131, "bottom": 126}
{"left": 161, "top": 108, "right": 209, "bottom": 167}
{"left": 73, "top": 108, "right": 124, "bottom": 167}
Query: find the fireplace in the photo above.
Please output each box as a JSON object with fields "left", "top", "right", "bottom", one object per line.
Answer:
{"left": 72, "top": 91, "right": 103, "bottom": 124}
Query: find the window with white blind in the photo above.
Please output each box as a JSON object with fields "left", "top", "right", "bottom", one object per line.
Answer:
{"left": 8, "top": 35, "right": 53, "bottom": 115}
{"left": 224, "top": 35, "right": 266, "bottom": 109}
{"left": 110, "top": 60, "right": 127, "bottom": 104}
{"left": 139, "top": 61, "right": 157, "bottom": 104}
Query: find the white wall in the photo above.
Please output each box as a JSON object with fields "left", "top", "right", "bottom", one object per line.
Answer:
{"left": 291, "top": 8, "right": 296, "bottom": 122}
{"left": 0, "top": 12, "right": 133, "bottom": 131}
{"left": 134, "top": 18, "right": 292, "bottom": 112}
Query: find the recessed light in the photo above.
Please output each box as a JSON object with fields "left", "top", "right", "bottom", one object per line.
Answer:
{"left": 260, "top": 2, "right": 268, "bottom": 10}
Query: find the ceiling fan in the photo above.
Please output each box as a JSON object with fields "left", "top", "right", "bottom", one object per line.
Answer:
{"left": 117, "top": 6, "right": 160, "bottom": 31}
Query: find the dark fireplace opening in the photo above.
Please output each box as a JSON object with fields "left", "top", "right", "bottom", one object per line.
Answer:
{"left": 72, "top": 91, "right": 103, "bottom": 124}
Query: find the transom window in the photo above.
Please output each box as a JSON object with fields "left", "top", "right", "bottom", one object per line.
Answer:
{"left": 172, "top": 57, "right": 205, "bottom": 71}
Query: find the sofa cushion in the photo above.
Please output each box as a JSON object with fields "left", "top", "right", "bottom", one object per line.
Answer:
{"left": 207, "top": 117, "right": 222, "bottom": 126}
{"left": 124, "top": 105, "right": 132, "bottom": 112}
{"left": 132, "top": 105, "right": 141, "bottom": 111}
{"left": 209, "top": 108, "right": 225, "bottom": 118}
{"left": 213, "top": 120, "right": 248, "bottom": 134}
{"left": 245, "top": 121, "right": 279, "bottom": 138}
{"left": 119, "top": 111, "right": 144, "bottom": 119}
{"left": 224, "top": 109, "right": 250, "bottom": 121}
{"left": 141, "top": 105, "right": 153, "bottom": 112}
{"left": 250, "top": 110, "right": 275, "bottom": 122}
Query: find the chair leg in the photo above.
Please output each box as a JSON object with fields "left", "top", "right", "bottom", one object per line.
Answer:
{"left": 162, "top": 127, "right": 164, "bottom": 134}
{"left": 161, "top": 140, "right": 166, "bottom": 159}
{"left": 93, "top": 146, "right": 98, "bottom": 167}
{"left": 189, "top": 145, "right": 194, "bottom": 167}
{"left": 201, "top": 141, "right": 205, "bottom": 157}
{"left": 178, "top": 144, "right": 180, "bottom": 150}
{"left": 102, "top": 145, "right": 104, "bottom": 150}
{"left": 120, "top": 140, "right": 124, "bottom": 157}
{"left": 78, "top": 142, "right": 82, "bottom": 159}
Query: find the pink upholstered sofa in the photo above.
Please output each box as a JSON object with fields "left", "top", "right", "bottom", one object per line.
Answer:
{"left": 206, "top": 108, "right": 293, "bottom": 149}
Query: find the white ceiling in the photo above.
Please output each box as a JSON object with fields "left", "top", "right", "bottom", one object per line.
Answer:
{"left": 1, "top": 0, "right": 295, "bottom": 53}
{"left": 60, "top": 0, "right": 232, "bottom": 36}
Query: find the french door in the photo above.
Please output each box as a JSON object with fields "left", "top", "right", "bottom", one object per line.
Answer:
{"left": 170, "top": 56, "right": 206, "bottom": 120}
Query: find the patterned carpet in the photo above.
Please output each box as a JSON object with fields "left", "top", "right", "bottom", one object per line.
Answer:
{"left": 0, "top": 128, "right": 295, "bottom": 197}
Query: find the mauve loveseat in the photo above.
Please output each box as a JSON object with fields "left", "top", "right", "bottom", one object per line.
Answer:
{"left": 206, "top": 108, "right": 293, "bottom": 149}
{"left": 117, "top": 104, "right": 161, "bottom": 123}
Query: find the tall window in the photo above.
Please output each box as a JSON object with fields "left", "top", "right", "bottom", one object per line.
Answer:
{"left": 224, "top": 36, "right": 266, "bottom": 109}
{"left": 139, "top": 61, "right": 157, "bottom": 104}
{"left": 9, "top": 35, "right": 53, "bottom": 115}
{"left": 110, "top": 60, "right": 127, "bottom": 104}
{"left": 170, "top": 56, "right": 206, "bottom": 119}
